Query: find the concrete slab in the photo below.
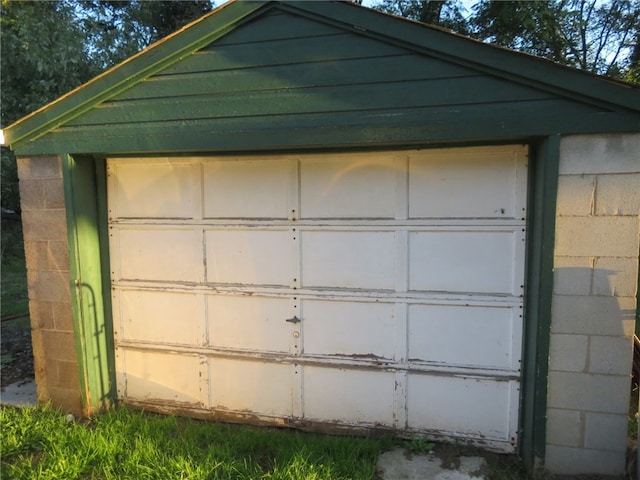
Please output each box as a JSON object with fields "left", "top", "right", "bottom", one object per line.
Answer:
{"left": 376, "top": 447, "right": 486, "bottom": 480}
{"left": 0, "top": 380, "right": 37, "bottom": 407}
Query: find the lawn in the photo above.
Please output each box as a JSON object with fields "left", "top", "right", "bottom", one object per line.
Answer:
{"left": 0, "top": 405, "right": 394, "bottom": 480}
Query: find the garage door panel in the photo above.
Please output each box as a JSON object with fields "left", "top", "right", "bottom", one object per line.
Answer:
{"left": 407, "top": 374, "right": 516, "bottom": 443}
{"left": 408, "top": 230, "right": 522, "bottom": 295}
{"left": 300, "top": 156, "right": 397, "bottom": 218}
{"left": 409, "top": 147, "right": 527, "bottom": 219}
{"left": 116, "top": 228, "right": 202, "bottom": 282}
{"left": 208, "top": 295, "right": 292, "bottom": 352}
{"left": 117, "top": 290, "right": 204, "bottom": 345}
{"left": 203, "top": 159, "right": 294, "bottom": 219}
{"left": 302, "top": 299, "right": 395, "bottom": 359}
{"left": 301, "top": 230, "right": 395, "bottom": 290}
{"left": 121, "top": 350, "right": 203, "bottom": 405}
{"left": 408, "top": 304, "right": 520, "bottom": 370}
{"left": 303, "top": 367, "right": 395, "bottom": 426}
{"left": 206, "top": 229, "right": 293, "bottom": 286}
{"left": 109, "top": 147, "right": 527, "bottom": 450}
{"left": 210, "top": 359, "right": 292, "bottom": 417}
{"left": 109, "top": 160, "right": 198, "bottom": 219}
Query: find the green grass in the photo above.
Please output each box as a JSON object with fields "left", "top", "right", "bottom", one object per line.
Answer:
{"left": 1, "top": 405, "right": 394, "bottom": 480}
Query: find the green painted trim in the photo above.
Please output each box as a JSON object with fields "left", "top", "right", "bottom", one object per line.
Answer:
{"left": 62, "top": 154, "right": 115, "bottom": 414}
{"left": 10, "top": 111, "right": 639, "bottom": 157}
{"left": 3, "top": 1, "right": 269, "bottom": 146}
{"left": 520, "top": 136, "right": 560, "bottom": 472}
{"left": 94, "top": 157, "right": 116, "bottom": 404}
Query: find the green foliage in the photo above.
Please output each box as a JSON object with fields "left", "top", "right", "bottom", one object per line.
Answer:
{"left": 471, "top": 1, "right": 570, "bottom": 63}
{"left": 375, "top": 0, "right": 470, "bottom": 33}
{"left": 0, "top": 219, "right": 27, "bottom": 319}
{"left": 406, "top": 437, "right": 436, "bottom": 454}
{"left": 1, "top": 147, "right": 20, "bottom": 215}
{"left": 0, "top": 405, "right": 393, "bottom": 480}
{"left": 373, "top": 0, "right": 640, "bottom": 82}
{"left": 470, "top": 0, "right": 640, "bottom": 79}
{"left": 0, "top": 0, "right": 97, "bottom": 127}
{"left": 74, "top": 1, "right": 214, "bottom": 70}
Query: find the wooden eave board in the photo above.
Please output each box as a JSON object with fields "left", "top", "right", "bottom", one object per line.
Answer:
{"left": 3, "top": 0, "right": 640, "bottom": 155}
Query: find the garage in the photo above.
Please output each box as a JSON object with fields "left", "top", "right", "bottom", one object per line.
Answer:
{"left": 108, "top": 145, "right": 527, "bottom": 451}
{"left": 4, "top": 0, "right": 639, "bottom": 474}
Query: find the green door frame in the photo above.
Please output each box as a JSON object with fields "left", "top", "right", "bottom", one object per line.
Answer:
{"left": 520, "top": 135, "right": 560, "bottom": 471}
{"left": 62, "top": 153, "right": 115, "bottom": 414}
{"left": 61, "top": 138, "right": 559, "bottom": 469}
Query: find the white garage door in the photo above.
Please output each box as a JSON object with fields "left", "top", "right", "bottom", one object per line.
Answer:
{"left": 108, "top": 145, "right": 528, "bottom": 451}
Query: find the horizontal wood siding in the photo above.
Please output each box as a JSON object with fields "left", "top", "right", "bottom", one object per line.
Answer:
{"left": 38, "top": 8, "right": 615, "bottom": 154}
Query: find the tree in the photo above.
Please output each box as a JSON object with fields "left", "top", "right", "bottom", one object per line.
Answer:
{"left": 470, "top": 1, "right": 571, "bottom": 64}
{"left": 1, "top": 0, "right": 96, "bottom": 215}
{"left": 76, "top": 1, "right": 214, "bottom": 69}
{"left": 0, "top": 0, "right": 96, "bottom": 127}
{"left": 470, "top": 0, "right": 640, "bottom": 78}
{"left": 372, "top": 0, "right": 640, "bottom": 82}
{"left": 562, "top": 0, "right": 640, "bottom": 77}
{"left": 0, "top": 0, "right": 214, "bottom": 216}
{"left": 374, "top": 0, "right": 470, "bottom": 34}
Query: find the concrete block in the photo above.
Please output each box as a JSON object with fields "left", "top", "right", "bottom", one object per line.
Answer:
{"left": 29, "top": 300, "right": 54, "bottom": 330}
{"left": 555, "top": 215, "right": 640, "bottom": 258}
{"left": 588, "top": 335, "right": 633, "bottom": 375}
{"left": 546, "top": 408, "right": 583, "bottom": 447}
{"left": 45, "top": 386, "right": 83, "bottom": 417}
{"left": 556, "top": 175, "right": 595, "bottom": 216}
{"left": 52, "top": 302, "right": 74, "bottom": 332}
{"left": 40, "top": 330, "right": 77, "bottom": 363}
{"left": 547, "top": 371, "right": 630, "bottom": 414}
{"left": 27, "top": 270, "right": 71, "bottom": 304}
{"left": 48, "top": 240, "right": 70, "bottom": 271}
{"left": 21, "top": 209, "right": 68, "bottom": 242}
{"left": 559, "top": 133, "right": 640, "bottom": 175}
{"left": 23, "top": 241, "right": 50, "bottom": 271}
{"left": 595, "top": 173, "right": 640, "bottom": 216}
{"left": 55, "top": 360, "right": 80, "bottom": 390}
{"left": 18, "top": 179, "right": 45, "bottom": 210}
{"left": 593, "top": 256, "right": 639, "bottom": 297}
{"left": 545, "top": 445, "right": 625, "bottom": 475}
{"left": 553, "top": 258, "right": 592, "bottom": 295}
{"left": 43, "top": 178, "right": 66, "bottom": 209}
{"left": 24, "top": 240, "right": 69, "bottom": 273}
{"left": 550, "top": 294, "right": 637, "bottom": 336}
{"left": 584, "top": 412, "right": 628, "bottom": 452}
{"left": 549, "top": 334, "right": 587, "bottom": 372}
{"left": 29, "top": 330, "right": 50, "bottom": 401}
{"left": 17, "top": 156, "right": 61, "bottom": 180}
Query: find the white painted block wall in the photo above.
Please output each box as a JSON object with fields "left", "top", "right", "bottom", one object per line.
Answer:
{"left": 546, "top": 133, "right": 640, "bottom": 475}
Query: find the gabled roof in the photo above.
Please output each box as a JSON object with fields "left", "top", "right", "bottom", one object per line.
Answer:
{"left": 4, "top": 0, "right": 639, "bottom": 156}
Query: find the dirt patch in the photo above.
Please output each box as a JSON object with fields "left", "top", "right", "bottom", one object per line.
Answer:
{"left": 1, "top": 317, "right": 34, "bottom": 387}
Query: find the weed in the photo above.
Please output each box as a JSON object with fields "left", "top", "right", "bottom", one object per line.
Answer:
{"left": 406, "top": 437, "right": 435, "bottom": 454}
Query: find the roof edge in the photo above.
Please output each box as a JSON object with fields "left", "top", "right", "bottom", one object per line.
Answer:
{"left": 3, "top": 0, "right": 272, "bottom": 147}
{"left": 290, "top": 1, "right": 640, "bottom": 113}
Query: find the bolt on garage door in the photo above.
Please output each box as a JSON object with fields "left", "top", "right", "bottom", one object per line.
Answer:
{"left": 108, "top": 145, "right": 528, "bottom": 452}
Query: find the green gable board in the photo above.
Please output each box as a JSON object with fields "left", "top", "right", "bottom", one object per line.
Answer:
{"left": 3, "top": 0, "right": 639, "bottom": 156}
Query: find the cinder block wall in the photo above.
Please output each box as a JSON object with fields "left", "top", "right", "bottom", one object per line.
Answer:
{"left": 17, "top": 155, "right": 83, "bottom": 415}
{"left": 546, "top": 134, "right": 640, "bottom": 475}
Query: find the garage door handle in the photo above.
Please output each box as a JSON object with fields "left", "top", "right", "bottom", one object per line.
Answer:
{"left": 285, "top": 316, "right": 301, "bottom": 324}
